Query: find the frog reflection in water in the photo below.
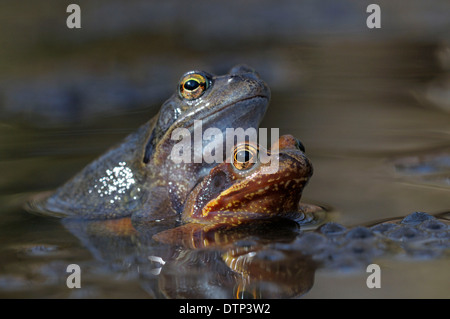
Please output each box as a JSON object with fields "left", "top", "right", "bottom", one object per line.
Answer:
{"left": 61, "top": 135, "right": 320, "bottom": 298}
{"left": 152, "top": 135, "right": 319, "bottom": 298}
{"left": 26, "top": 65, "right": 270, "bottom": 221}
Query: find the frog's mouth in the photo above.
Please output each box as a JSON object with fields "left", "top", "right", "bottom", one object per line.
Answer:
{"left": 205, "top": 176, "right": 309, "bottom": 211}
{"left": 145, "top": 95, "right": 269, "bottom": 164}
{"left": 186, "top": 167, "right": 312, "bottom": 226}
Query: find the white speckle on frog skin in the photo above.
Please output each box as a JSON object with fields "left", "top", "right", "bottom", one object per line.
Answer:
{"left": 89, "top": 162, "right": 136, "bottom": 202}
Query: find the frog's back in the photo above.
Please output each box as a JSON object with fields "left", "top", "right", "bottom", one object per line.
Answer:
{"left": 26, "top": 121, "right": 154, "bottom": 219}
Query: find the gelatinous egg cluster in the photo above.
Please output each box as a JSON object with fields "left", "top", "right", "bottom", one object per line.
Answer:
{"left": 265, "top": 212, "right": 449, "bottom": 270}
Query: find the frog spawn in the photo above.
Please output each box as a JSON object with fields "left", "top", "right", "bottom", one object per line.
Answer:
{"left": 260, "top": 212, "right": 450, "bottom": 270}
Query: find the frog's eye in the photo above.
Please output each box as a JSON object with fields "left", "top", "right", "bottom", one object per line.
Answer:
{"left": 179, "top": 73, "right": 209, "bottom": 100}
{"left": 232, "top": 144, "right": 258, "bottom": 171}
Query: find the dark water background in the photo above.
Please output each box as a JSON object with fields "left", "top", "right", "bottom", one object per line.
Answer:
{"left": 0, "top": 1, "right": 449, "bottom": 298}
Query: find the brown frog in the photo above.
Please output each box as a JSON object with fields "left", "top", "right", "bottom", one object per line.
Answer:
{"left": 154, "top": 135, "right": 320, "bottom": 245}
{"left": 26, "top": 65, "right": 270, "bottom": 221}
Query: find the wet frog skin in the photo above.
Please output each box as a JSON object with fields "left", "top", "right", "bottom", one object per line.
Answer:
{"left": 154, "top": 135, "right": 317, "bottom": 243}
{"left": 182, "top": 135, "right": 314, "bottom": 226}
{"left": 26, "top": 65, "right": 270, "bottom": 220}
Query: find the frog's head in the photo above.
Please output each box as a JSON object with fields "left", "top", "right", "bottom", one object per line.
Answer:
{"left": 144, "top": 65, "right": 270, "bottom": 164}
{"left": 182, "top": 135, "right": 313, "bottom": 225}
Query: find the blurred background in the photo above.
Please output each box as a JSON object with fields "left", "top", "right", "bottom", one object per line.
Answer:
{"left": 0, "top": 0, "right": 449, "bottom": 298}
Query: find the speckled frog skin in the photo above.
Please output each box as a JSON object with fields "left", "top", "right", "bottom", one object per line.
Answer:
{"left": 182, "top": 135, "right": 314, "bottom": 226}
{"left": 152, "top": 135, "right": 318, "bottom": 243}
{"left": 26, "top": 65, "right": 270, "bottom": 220}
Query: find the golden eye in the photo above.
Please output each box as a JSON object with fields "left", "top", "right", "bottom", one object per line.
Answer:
{"left": 232, "top": 143, "right": 258, "bottom": 171}
{"left": 179, "top": 73, "right": 209, "bottom": 100}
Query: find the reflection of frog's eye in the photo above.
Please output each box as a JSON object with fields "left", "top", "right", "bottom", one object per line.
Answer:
{"left": 179, "top": 73, "right": 209, "bottom": 100}
{"left": 232, "top": 144, "right": 258, "bottom": 171}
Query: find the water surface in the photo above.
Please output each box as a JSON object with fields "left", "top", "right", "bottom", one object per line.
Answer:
{"left": 0, "top": 1, "right": 449, "bottom": 299}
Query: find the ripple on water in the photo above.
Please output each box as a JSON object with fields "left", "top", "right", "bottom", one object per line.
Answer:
{"left": 18, "top": 244, "right": 60, "bottom": 257}
{"left": 254, "top": 249, "right": 286, "bottom": 262}
{"left": 393, "top": 153, "right": 450, "bottom": 188}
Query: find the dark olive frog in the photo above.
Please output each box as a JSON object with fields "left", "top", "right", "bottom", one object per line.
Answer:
{"left": 26, "top": 65, "right": 270, "bottom": 221}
